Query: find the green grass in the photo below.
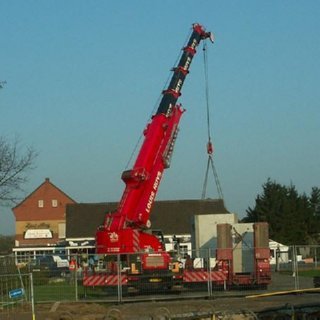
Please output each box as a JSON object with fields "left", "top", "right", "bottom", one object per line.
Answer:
{"left": 34, "top": 284, "right": 75, "bottom": 301}
{"left": 32, "top": 281, "right": 87, "bottom": 302}
{"left": 297, "top": 269, "right": 320, "bottom": 278}
{"left": 31, "top": 281, "right": 117, "bottom": 302}
{"left": 280, "top": 269, "right": 320, "bottom": 277}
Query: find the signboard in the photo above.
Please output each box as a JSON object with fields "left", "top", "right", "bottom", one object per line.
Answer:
{"left": 24, "top": 229, "right": 53, "bottom": 239}
{"left": 9, "top": 288, "right": 25, "bottom": 299}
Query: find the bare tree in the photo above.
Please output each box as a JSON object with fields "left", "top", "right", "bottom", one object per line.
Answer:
{"left": 0, "top": 136, "right": 37, "bottom": 205}
{"left": 0, "top": 80, "right": 6, "bottom": 89}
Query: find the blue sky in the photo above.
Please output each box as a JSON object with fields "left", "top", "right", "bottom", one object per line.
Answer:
{"left": 1, "top": 1, "right": 320, "bottom": 235}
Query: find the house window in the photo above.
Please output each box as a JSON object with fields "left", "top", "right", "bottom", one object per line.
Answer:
{"left": 52, "top": 199, "right": 58, "bottom": 207}
{"left": 38, "top": 200, "right": 44, "bottom": 208}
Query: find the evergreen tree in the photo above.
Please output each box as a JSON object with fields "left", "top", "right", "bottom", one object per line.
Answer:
{"left": 0, "top": 235, "right": 14, "bottom": 254}
{"left": 309, "top": 187, "right": 320, "bottom": 241}
{"left": 243, "top": 179, "right": 319, "bottom": 245}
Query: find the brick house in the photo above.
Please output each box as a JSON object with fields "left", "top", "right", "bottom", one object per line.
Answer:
{"left": 12, "top": 178, "right": 76, "bottom": 260}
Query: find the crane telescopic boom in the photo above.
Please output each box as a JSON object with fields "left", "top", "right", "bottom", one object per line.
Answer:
{"left": 96, "top": 23, "right": 213, "bottom": 254}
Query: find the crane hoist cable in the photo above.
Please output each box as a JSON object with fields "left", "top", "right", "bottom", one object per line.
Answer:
{"left": 201, "top": 41, "right": 224, "bottom": 200}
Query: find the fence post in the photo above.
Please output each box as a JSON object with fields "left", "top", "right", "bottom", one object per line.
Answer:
{"left": 30, "top": 273, "right": 35, "bottom": 320}
{"left": 117, "top": 254, "right": 122, "bottom": 303}
{"left": 207, "top": 248, "right": 212, "bottom": 298}
{"left": 75, "top": 263, "right": 78, "bottom": 301}
{"left": 292, "top": 245, "right": 299, "bottom": 290}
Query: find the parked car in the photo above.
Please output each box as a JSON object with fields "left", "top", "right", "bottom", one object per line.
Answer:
{"left": 30, "top": 255, "right": 69, "bottom": 278}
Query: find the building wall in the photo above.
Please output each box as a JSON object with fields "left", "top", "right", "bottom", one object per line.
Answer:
{"left": 269, "top": 240, "right": 289, "bottom": 264}
{"left": 15, "top": 219, "right": 66, "bottom": 246}
{"left": 12, "top": 178, "right": 76, "bottom": 248}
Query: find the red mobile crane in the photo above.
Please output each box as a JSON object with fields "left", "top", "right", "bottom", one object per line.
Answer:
{"left": 89, "top": 24, "right": 213, "bottom": 292}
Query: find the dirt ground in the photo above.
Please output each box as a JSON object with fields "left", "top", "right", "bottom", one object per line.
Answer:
{"left": 1, "top": 292, "right": 320, "bottom": 320}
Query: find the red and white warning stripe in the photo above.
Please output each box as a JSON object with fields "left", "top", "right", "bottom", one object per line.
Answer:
{"left": 83, "top": 274, "right": 127, "bottom": 287}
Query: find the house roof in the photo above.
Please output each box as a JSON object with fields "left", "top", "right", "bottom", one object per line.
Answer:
{"left": 12, "top": 178, "right": 77, "bottom": 221}
{"left": 66, "top": 199, "right": 229, "bottom": 238}
{"left": 13, "top": 177, "right": 76, "bottom": 210}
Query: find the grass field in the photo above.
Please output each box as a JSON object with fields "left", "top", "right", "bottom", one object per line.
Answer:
{"left": 298, "top": 269, "right": 320, "bottom": 277}
{"left": 280, "top": 269, "right": 320, "bottom": 277}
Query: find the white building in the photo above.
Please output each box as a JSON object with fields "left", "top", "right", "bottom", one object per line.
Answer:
{"left": 269, "top": 239, "right": 289, "bottom": 265}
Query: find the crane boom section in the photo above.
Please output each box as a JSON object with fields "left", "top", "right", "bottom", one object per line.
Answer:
{"left": 157, "top": 24, "right": 212, "bottom": 115}
{"left": 118, "top": 105, "right": 184, "bottom": 229}
{"left": 111, "top": 24, "right": 211, "bottom": 231}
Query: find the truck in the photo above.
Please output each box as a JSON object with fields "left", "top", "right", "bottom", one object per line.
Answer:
{"left": 83, "top": 23, "right": 214, "bottom": 293}
{"left": 182, "top": 222, "right": 271, "bottom": 290}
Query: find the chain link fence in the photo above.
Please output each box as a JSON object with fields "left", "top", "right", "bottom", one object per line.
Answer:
{"left": 0, "top": 256, "right": 35, "bottom": 318}
{"left": 1, "top": 245, "right": 319, "bottom": 309}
